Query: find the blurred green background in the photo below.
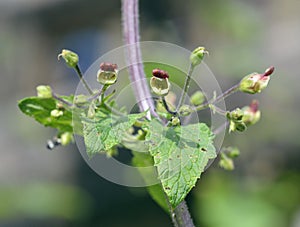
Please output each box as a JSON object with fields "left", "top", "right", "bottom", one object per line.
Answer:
{"left": 1, "top": 0, "right": 300, "bottom": 226}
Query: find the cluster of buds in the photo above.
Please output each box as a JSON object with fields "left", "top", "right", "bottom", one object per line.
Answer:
{"left": 239, "top": 66, "right": 275, "bottom": 94}
{"left": 58, "top": 49, "right": 79, "bottom": 68}
{"left": 227, "top": 100, "right": 261, "bottom": 132}
{"left": 97, "top": 62, "right": 118, "bottom": 85}
{"left": 150, "top": 69, "right": 170, "bottom": 96}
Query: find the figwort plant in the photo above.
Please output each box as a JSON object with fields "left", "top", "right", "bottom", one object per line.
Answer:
{"left": 18, "top": 0, "right": 275, "bottom": 226}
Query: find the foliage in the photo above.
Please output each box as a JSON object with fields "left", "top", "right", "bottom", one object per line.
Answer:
{"left": 17, "top": 46, "right": 275, "bottom": 226}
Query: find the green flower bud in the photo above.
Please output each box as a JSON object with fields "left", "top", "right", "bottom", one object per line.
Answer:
{"left": 227, "top": 147, "right": 240, "bottom": 158}
{"left": 179, "top": 105, "right": 193, "bottom": 116}
{"left": 239, "top": 66, "right": 275, "bottom": 94}
{"left": 97, "top": 62, "right": 118, "bottom": 85}
{"left": 226, "top": 108, "right": 244, "bottom": 121}
{"left": 58, "top": 49, "right": 79, "bottom": 68}
{"left": 60, "top": 132, "right": 73, "bottom": 146}
{"left": 227, "top": 108, "right": 246, "bottom": 132}
{"left": 51, "top": 109, "right": 63, "bottom": 117}
{"left": 190, "top": 47, "right": 208, "bottom": 67}
{"left": 190, "top": 91, "right": 205, "bottom": 106}
{"left": 171, "top": 116, "right": 181, "bottom": 126}
{"left": 87, "top": 103, "right": 96, "bottom": 118}
{"left": 36, "top": 85, "right": 52, "bottom": 98}
{"left": 219, "top": 153, "right": 234, "bottom": 171}
{"left": 150, "top": 69, "right": 170, "bottom": 96}
{"left": 74, "top": 94, "right": 88, "bottom": 106}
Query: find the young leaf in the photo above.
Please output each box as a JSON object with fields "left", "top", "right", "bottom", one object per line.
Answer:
{"left": 146, "top": 120, "right": 216, "bottom": 208}
{"left": 18, "top": 97, "right": 75, "bottom": 133}
{"left": 82, "top": 112, "right": 147, "bottom": 157}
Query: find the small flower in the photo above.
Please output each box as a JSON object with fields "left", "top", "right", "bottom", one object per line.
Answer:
{"left": 97, "top": 62, "right": 118, "bottom": 85}
{"left": 58, "top": 49, "right": 79, "bottom": 68}
{"left": 190, "top": 91, "right": 205, "bottom": 106}
{"left": 150, "top": 69, "right": 170, "bottom": 96}
{"left": 190, "top": 47, "right": 209, "bottom": 67}
{"left": 239, "top": 66, "right": 275, "bottom": 94}
{"left": 36, "top": 85, "right": 52, "bottom": 98}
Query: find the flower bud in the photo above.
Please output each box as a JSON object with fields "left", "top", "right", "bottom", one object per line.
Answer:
{"left": 227, "top": 147, "right": 240, "bottom": 158}
{"left": 58, "top": 49, "right": 79, "bottom": 68}
{"left": 171, "top": 116, "right": 181, "bottom": 126}
{"left": 51, "top": 109, "right": 63, "bottom": 117}
{"left": 190, "top": 47, "right": 208, "bottom": 67}
{"left": 179, "top": 105, "right": 192, "bottom": 116}
{"left": 74, "top": 95, "right": 88, "bottom": 106}
{"left": 241, "top": 100, "right": 261, "bottom": 126}
{"left": 190, "top": 91, "right": 205, "bottom": 106}
{"left": 97, "top": 62, "right": 118, "bottom": 85}
{"left": 239, "top": 66, "right": 275, "bottom": 94}
{"left": 227, "top": 108, "right": 246, "bottom": 132}
{"left": 226, "top": 108, "right": 244, "bottom": 121}
{"left": 37, "top": 85, "right": 52, "bottom": 98}
{"left": 219, "top": 153, "right": 234, "bottom": 171}
{"left": 87, "top": 103, "right": 96, "bottom": 118}
{"left": 60, "top": 132, "right": 73, "bottom": 146}
{"left": 150, "top": 69, "right": 170, "bottom": 96}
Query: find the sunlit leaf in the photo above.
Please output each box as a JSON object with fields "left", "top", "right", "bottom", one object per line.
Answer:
{"left": 146, "top": 119, "right": 216, "bottom": 207}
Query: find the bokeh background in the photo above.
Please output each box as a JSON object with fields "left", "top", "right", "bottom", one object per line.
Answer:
{"left": 1, "top": 0, "right": 300, "bottom": 226}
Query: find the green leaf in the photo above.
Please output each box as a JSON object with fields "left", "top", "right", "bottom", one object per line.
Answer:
{"left": 18, "top": 97, "right": 75, "bottom": 133}
{"left": 82, "top": 112, "right": 147, "bottom": 157}
{"left": 146, "top": 120, "right": 216, "bottom": 208}
{"left": 132, "top": 151, "right": 169, "bottom": 213}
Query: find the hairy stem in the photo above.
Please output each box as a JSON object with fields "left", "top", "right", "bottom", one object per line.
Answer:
{"left": 122, "top": 1, "right": 195, "bottom": 226}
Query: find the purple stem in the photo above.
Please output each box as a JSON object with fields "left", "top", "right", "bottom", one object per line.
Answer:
{"left": 122, "top": 0, "right": 157, "bottom": 119}
{"left": 121, "top": 1, "right": 195, "bottom": 227}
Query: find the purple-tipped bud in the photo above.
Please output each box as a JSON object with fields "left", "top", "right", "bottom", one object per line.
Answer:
{"left": 152, "top": 69, "right": 169, "bottom": 79}
{"left": 150, "top": 69, "right": 170, "bottom": 96}
{"left": 239, "top": 66, "right": 275, "bottom": 94}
